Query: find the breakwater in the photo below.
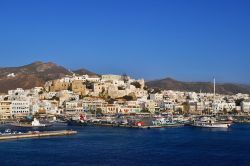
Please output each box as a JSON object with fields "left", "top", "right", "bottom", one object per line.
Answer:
{"left": 0, "top": 130, "right": 77, "bottom": 140}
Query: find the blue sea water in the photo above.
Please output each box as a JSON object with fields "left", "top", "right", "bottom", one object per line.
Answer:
{"left": 0, "top": 124, "right": 250, "bottom": 166}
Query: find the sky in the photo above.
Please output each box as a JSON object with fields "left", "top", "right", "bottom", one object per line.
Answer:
{"left": 0, "top": 0, "right": 250, "bottom": 83}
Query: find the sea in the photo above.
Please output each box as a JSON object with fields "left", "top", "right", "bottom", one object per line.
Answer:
{"left": 0, "top": 124, "right": 250, "bottom": 166}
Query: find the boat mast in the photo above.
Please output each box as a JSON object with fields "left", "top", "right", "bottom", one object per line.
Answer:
{"left": 213, "top": 77, "right": 216, "bottom": 100}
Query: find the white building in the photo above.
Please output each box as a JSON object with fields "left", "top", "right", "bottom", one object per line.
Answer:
{"left": 150, "top": 93, "right": 163, "bottom": 101}
{"left": 8, "top": 88, "right": 25, "bottom": 96}
{"left": 46, "top": 92, "right": 58, "bottom": 99}
{"left": 86, "top": 76, "right": 101, "bottom": 82}
{"left": 11, "top": 101, "right": 30, "bottom": 118}
{"left": 212, "top": 101, "right": 236, "bottom": 113}
{"left": 241, "top": 101, "right": 250, "bottom": 113}
{"left": 32, "top": 100, "right": 59, "bottom": 115}
{"left": 159, "top": 100, "right": 174, "bottom": 111}
{"left": 31, "top": 87, "right": 43, "bottom": 94}
{"left": 7, "top": 73, "right": 15, "bottom": 78}
{"left": 224, "top": 102, "right": 236, "bottom": 112}
{"left": 65, "top": 101, "right": 84, "bottom": 115}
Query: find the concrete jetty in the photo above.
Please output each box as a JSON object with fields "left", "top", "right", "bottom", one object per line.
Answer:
{"left": 0, "top": 130, "right": 77, "bottom": 141}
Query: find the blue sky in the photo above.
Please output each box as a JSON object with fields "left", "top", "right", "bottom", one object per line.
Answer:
{"left": 0, "top": 0, "right": 249, "bottom": 83}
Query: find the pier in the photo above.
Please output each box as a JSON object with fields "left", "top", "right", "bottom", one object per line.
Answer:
{"left": 0, "top": 130, "right": 77, "bottom": 141}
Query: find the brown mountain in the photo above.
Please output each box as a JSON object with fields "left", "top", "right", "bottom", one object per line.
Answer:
{"left": 146, "top": 77, "right": 250, "bottom": 95}
{"left": 0, "top": 61, "right": 97, "bottom": 93}
{"left": 1, "top": 62, "right": 249, "bottom": 95}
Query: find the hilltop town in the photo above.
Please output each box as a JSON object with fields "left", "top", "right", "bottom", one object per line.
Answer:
{"left": 0, "top": 72, "right": 249, "bottom": 120}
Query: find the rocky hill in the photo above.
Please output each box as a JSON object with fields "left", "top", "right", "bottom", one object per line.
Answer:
{"left": 146, "top": 78, "right": 250, "bottom": 95}
{"left": 0, "top": 62, "right": 249, "bottom": 95}
{"left": 0, "top": 61, "right": 97, "bottom": 93}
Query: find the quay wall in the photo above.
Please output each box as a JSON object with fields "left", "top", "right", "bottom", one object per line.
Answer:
{"left": 0, "top": 130, "right": 77, "bottom": 140}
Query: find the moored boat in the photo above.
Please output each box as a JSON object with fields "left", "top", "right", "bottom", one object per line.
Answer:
{"left": 67, "top": 119, "right": 88, "bottom": 126}
{"left": 11, "top": 118, "right": 52, "bottom": 127}
{"left": 191, "top": 117, "right": 231, "bottom": 128}
{"left": 67, "top": 114, "right": 88, "bottom": 126}
{"left": 152, "top": 117, "right": 184, "bottom": 127}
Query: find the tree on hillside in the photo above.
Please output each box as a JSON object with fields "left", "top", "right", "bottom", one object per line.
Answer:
{"left": 231, "top": 108, "right": 238, "bottom": 115}
{"left": 84, "top": 80, "right": 93, "bottom": 89}
{"left": 143, "top": 86, "right": 149, "bottom": 91}
{"left": 141, "top": 108, "right": 150, "bottom": 113}
{"left": 50, "top": 96, "right": 60, "bottom": 101}
{"left": 118, "top": 86, "right": 125, "bottom": 90}
{"left": 235, "top": 98, "right": 244, "bottom": 106}
{"left": 150, "top": 88, "right": 162, "bottom": 94}
{"left": 175, "top": 108, "right": 183, "bottom": 114}
{"left": 223, "top": 108, "right": 228, "bottom": 115}
{"left": 123, "top": 95, "right": 134, "bottom": 101}
{"left": 106, "top": 96, "right": 117, "bottom": 104}
{"left": 131, "top": 81, "right": 141, "bottom": 89}
{"left": 182, "top": 102, "right": 190, "bottom": 114}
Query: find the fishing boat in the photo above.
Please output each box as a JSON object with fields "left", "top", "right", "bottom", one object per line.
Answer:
{"left": 152, "top": 117, "right": 184, "bottom": 127}
{"left": 0, "top": 129, "right": 23, "bottom": 135}
{"left": 67, "top": 119, "right": 88, "bottom": 126}
{"left": 100, "top": 116, "right": 115, "bottom": 124}
{"left": 173, "top": 115, "right": 190, "bottom": 125}
{"left": 67, "top": 114, "right": 88, "bottom": 126}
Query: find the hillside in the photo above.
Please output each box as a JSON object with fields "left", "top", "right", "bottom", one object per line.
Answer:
{"left": 146, "top": 78, "right": 250, "bottom": 95}
{"left": 73, "top": 68, "right": 99, "bottom": 77}
{"left": 0, "top": 62, "right": 249, "bottom": 95}
{"left": 0, "top": 61, "right": 97, "bottom": 93}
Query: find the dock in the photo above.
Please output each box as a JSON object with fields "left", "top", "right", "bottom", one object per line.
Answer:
{"left": 0, "top": 130, "right": 77, "bottom": 141}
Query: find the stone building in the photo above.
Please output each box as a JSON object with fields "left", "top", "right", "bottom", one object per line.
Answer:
{"left": 47, "top": 80, "right": 70, "bottom": 92}
{"left": 71, "top": 80, "right": 88, "bottom": 95}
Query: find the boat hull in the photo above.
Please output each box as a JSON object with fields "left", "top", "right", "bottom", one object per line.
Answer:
{"left": 11, "top": 124, "right": 52, "bottom": 128}
{"left": 67, "top": 120, "right": 88, "bottom": 126}
{"left": 191, "top": 123, "right": 231, "bottom": 128}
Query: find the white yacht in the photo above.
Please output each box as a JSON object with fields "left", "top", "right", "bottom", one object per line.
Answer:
{"left": 192, "top": 117, "right": 231, "bottom": 128}
{"left": 32, "top": 118, "right": 47, "bottom": 127}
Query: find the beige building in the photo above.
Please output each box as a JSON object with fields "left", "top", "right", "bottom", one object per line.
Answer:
{"left": 93, "top": 82, "right": 107, "bottom": 96}
{"left": 101, "top": 74, "right": 123, "bottom": 81}
{"left": 144, "top": 100, "right": 159, "bottom": 113}
{"left": 48, "top": 80, "right": 70, "bottom": 92}
{"left": 71, "top": 80, "right": 88, "bottom": 95}
{"left": 0, "top": 101, "right": 12, "bottom": 119}
{"left": 65, "top": 101, "right": 84, "bottom": 115}
{"left": 100, "top": 104, "right": 120, "bottom": 114}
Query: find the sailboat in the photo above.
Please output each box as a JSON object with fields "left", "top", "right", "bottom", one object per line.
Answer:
{"left": 192, "top": 78, "right": 232, "bottom": 128}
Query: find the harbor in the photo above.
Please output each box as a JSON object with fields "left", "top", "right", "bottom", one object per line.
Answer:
{"left": 0, "top": 113, "right": 242, "bottom": 130}
{"left": 1, "top": 123, "right": 250, "bottom": 166}
{"left": 65, "top": 113, "right": 234, "bottom": 129}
